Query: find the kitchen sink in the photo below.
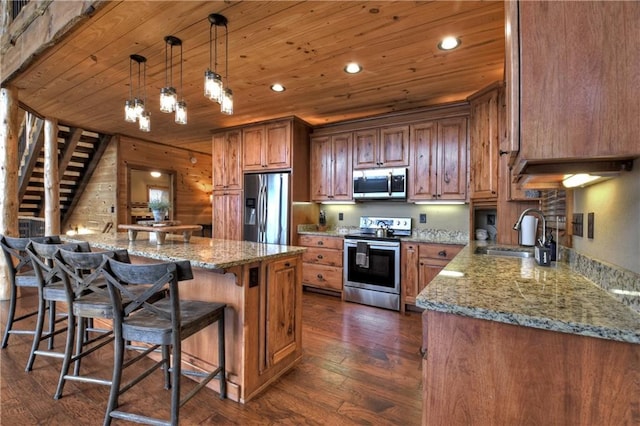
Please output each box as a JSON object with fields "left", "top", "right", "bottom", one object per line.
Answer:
{"left": 474, "top": 246, "right": 534, "bottom": 258}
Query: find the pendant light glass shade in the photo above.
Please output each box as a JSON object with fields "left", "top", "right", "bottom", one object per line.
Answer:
{"left": 133, "top": 98, "right": 145, "bottom": 118}
{"left": 175, "top": 101, "right": 187, "bottom": 124}
{"left": 124, "top": 100, "right": 136, "bottom": 122}
{"left": 139, "top": 111, "right": 151, "bottom": 132}
{"left": 160, "top": 87, "right": 177, "bottom": 113}
{"left": 221, "top": 88, "right": 233, "bottom": 115}
{"left": 204, "top": 69, "right": 224, "bottom": 103}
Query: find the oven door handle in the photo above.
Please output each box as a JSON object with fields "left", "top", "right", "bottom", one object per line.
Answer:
{"left": 387, "top": 170, "right": 392, "bottom": 196}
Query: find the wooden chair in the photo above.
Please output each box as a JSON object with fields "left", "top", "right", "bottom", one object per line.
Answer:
{"left": 0, "top": 235, "right": 61, "bottom": 349}
{"left": 51, "top": 247, "right": 130, "bottom": 399}
{"left": 102, "top": 258, "right": 226, "bottom": 426}
{"left": 24, "top": 240, "right": 89, "bottom": 372}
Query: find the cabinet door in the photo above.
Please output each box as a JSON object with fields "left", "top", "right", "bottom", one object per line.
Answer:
{"left": 409, "top": 122, "right": 438, "bottom": 200}
{"left": 353, "top": 129, "right": 379, "bottom": 169}
{"left": 379, "top": 125, "right": 409, "bottom": 167}
{"left": 212, "top": 191, "right": 242, "bottom": 240}
{"left": 213, "top": 130, "right": 242, "bottom": 191}
{"left": 331, "top": 133, "right": 353, "bottom": 200}
{"left": 242, "top": 125, "right": 265, "bottom": 171}
{"left": 264, "top": 257, "right": 300, "bottom": 370}
{"left": 437, "top": 117, "right": 467, "bottom": 201}
{"left": 310, "top": 136, "right": 332, "bottom": 201}
{"left": 418, "top": 257, "right": 449, "bottom": 294}
{"left": 264, "top": 121, "right": 291, "bottom": 169}
{"left": 402, "top": 243, "right": 419, "bottom": 304}
{"left": 469, "top": 90, "right": 499, "bottom": 199}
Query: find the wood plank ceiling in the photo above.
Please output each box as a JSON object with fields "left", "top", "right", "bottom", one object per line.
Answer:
{"left": 8, "top": 1, "right": 505, "bottom": 155}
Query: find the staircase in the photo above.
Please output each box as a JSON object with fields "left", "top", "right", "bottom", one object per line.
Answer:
{"left": 17, "top": 112, "right": 111, "bottom": 228}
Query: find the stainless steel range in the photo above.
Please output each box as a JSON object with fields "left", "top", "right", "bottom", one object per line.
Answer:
{"left": 343, "top": 216, "right": 412, "bottom": 311}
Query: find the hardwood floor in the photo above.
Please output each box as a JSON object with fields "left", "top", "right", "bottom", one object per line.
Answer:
{"left": 1, "top": 288, "right": 423, "bottom": 425}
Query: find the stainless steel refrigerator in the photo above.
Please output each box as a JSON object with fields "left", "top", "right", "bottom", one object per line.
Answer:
{"left": 243, "top": 172, "right": 290, "bottom": 245}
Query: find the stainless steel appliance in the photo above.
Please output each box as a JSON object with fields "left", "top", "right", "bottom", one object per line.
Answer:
{"left": 243, "top": 172, "right": 290, "bottom": 244}
{"left": 352, "top": 168, "right": 407, "bottom": 200}
{"left": 343, "top": 216, "right": 412, "bottom": 311}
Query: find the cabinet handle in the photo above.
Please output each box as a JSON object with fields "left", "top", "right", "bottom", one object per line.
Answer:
{"left": 284, "top": 262, "right": 291, "bottom": 267}
{"left": 317, "top": 274, "right": 324, "bottom": 280}
{"left": 499, "top": 150, "right": 509, "bottom": 156}
{"left": 317, "top": 254, "right": 323, "bottom": 260}
{"left": 317, "top": 241, "right": 324, "bottom": 246}
{"left": 438, "top": 250, "right": 447, "bottom": 257}
{"left": 419, "top": 262, "right": 424, "bottom": 266}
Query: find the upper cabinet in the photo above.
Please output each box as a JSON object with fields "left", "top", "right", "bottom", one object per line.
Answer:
{"left": 506, "top": 1, "right": 640, "bottom": 175}
{"left": 310, "top": 133, "right": 352, "bottom": 202}
{"left": 408, "top": 117, "right": 467, "bottom": 201}
{"left": 353, "top": 125, "right": 409, "bottom": 169}
{"left": 243, "top": 120, "right": 292, "bottom": 171}
{"left": 212, "top": 129, "right": 242, "bottom": 191}
{"left": 468, "top": 84, "right": 500, "bottom": 200}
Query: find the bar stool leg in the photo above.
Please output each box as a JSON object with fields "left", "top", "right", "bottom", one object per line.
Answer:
{"left": 25, "top": 288, "right": 47, "bottom": 372}
{"left": 1, "top": 284, "right": 18, "bottom": 348}
{"left": 218, "top": 316, "right": 226, "bottom": 399}
{"left": 54, "top": 305, "right": 76, "bottom": 399}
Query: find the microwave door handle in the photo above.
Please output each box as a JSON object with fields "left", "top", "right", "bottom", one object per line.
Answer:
{"left": 388, "top": 171, "right": 392, "bottom": 196}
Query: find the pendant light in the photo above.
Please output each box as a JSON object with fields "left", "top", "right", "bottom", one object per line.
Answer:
{"left": 160, "top": 36, "right": 181, "bottom": 113}
{"left": 174, "top": 37, "right": 187, "bottom": 124}
{"left": 204, "top": 13, "right": 226, "bottom": 104}
{"left": 124, "top": 54, "right": 150, "bottom": 132}
{"left": 220, "top": 19, "right": 233, "bottom": 115}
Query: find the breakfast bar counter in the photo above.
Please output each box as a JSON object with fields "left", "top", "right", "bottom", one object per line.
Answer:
{"left": 64, "top": 233, "right": 306, "bottom": 403}
{"left": 416, "top": 242, "right": 639, "bottom": 425}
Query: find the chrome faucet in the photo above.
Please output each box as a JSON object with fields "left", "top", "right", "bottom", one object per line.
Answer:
{"left": 513, "top": 208, "right": 547, "bottom": 246}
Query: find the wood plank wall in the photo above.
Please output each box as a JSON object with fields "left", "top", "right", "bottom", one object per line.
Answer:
{"left": 65, "top": 135, "right": 213, "bottom": 233}
{"left": 118, "top": 135, "right": 212, "bottom": 226}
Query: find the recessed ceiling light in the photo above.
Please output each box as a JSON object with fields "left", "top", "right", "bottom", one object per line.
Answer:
{"left": 344, "top": 62, "right": 362, "bottom": 74}
{"left": 438, "top": 36, "right": 461, "bottom": 51}
{"left": 270, "top": 83, "right": 286, "bottom": 92}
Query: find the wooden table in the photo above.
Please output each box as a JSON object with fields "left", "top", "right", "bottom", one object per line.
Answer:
{"left": 118, "top": 224, "right": 203, "bottom": 245}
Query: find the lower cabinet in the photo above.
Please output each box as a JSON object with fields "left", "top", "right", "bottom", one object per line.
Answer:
{"left": 299, "top": 234, "right": 343, "bottom": 293}
{"left": 212, "top": 191, "right": 242, "bottom": 240}
{"left": 402, "top": 242, "right": 463, "bottom": 309}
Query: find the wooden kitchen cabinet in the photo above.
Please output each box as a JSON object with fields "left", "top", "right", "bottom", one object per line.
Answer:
{"left": 243, "top": 120, "right": 291, "bottom": 171}
{"left": 408, "top": 118, "right": 467, "bottom": 201}
{"left": 212, "top": 129, "right": 242, "bottom": 191}
{"left": 353, "top": 125, "right": 409, "bottom": 169}
{"left": 402, "top": 242, "right": 462, "bottom": 310}
{"left": 212, "top": 190, "right": 242, "bottom": 240}
{"left": 310, "top": 133, "right": 352, "bottom": 202}
{"left": 299, "top": 234, "right": 343, "bottom": 293}
{"left": 261, "top": 256, "right": 301, "bottom": 373}
{"left": 506, "top": 1, "right": 640, "bottom": 174}
{"left": 468, "top": 84, "right": 499, "bottom": 200}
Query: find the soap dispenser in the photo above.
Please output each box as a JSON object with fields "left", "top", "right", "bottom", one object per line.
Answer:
{"left": 545, "top": 231, "right": 557, "bottom": 261}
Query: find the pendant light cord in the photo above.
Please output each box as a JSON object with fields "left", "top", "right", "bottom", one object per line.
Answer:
{"left": 179, "top": 43, "right": 183, "bottom": 99}
{"left": 224, "top": 23, "right": 229, "bottom": 85}
{"left": 129, "top": 58, "right": 133, "bottom": 100}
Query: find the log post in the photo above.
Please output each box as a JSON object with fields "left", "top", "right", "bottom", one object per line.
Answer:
{"left": 44, "top": 118, "right": 60, "bottom": 236}
{"left": 0, "top": 86, "right": 19, "bottom": 300}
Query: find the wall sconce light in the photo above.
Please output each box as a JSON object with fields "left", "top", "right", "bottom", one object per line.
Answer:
{"left": 124, "top": 54, "right": 150, "bottom": 132}
{"left": 160, "top": 35, "right": 187, "bottom": 125}
{"left": 205, "top": 13, "right": 233, "bottom": 115}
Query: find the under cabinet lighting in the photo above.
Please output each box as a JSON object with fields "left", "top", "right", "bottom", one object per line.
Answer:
{"left": 414, "top": 201, "right": 466, "bottom": 205}
{"left": 320, "top": 201, "right": 356, "bottom": 205}
{"left": 562, "top": 174, "right": 602, "bottom": 188}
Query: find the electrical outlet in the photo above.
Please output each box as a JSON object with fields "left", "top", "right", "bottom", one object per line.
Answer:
{"left": 419, "top": 213, "right": 427, "bottom": 224}
{"left": 338, "top": 212, "right": 344, "bottom": 221}
{"left": 487, "top": 214, "right": 495, "bottom": 225}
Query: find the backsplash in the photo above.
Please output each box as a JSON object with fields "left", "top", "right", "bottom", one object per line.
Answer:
{"left": 561, "top": 246, "right": 640, "bottom": 314}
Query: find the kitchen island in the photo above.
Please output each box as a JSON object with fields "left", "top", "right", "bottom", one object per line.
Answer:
{"left": 64, "top": 232, "right": 306, "bottom": 403}
{"left": 417, "top": 243, "right": 639, "bottom": 425}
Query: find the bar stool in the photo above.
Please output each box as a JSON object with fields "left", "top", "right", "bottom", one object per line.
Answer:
{"left": 51, "top": 248, "right": 128, "bottom": 399}
{"left": 102, "top": 257, "right": 226, "bottom": 426}
{"left": 24, "top": 240, "right": 89, "bottom": 372}
{"left": 53, "top": 247, "right": 167, "bottom": 400}
{"left": 0, "top": 235, "right": 61, "bottom": 349}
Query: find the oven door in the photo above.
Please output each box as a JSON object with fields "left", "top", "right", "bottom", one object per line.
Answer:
{"left": 344, "top": 240, "right": 400, "bottom": 294}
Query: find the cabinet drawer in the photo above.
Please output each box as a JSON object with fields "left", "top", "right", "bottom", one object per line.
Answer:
{"left": 418, "top": 244, "right": 463, "bottom": 261}
{"left": 302, "top": 248, "right": 343, "bottom": 267}
{"left": 299, "top": 235, "right": 343, "bottom": 250}
{"left": 302, "top": 263, "right": 343, "bottom": 291}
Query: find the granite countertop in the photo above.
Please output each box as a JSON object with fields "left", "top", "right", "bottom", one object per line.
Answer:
{"left": 416, "top": 242, "right": 640, "bottom": 344}
{"left": 64, "top": 233, "right": 305, "bottom": 271}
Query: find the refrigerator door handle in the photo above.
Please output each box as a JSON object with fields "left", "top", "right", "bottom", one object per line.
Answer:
{"left": 258, "top": 176, "right": 267, "bottom": 243}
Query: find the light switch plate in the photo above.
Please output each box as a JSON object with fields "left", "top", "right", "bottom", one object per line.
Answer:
{"left": 419, "top": 213, "right": 427, "bottom": 224}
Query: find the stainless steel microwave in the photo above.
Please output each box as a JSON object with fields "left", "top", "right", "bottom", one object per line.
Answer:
{"left": 353, "top": 168, "right": 407, "bottom": 200}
